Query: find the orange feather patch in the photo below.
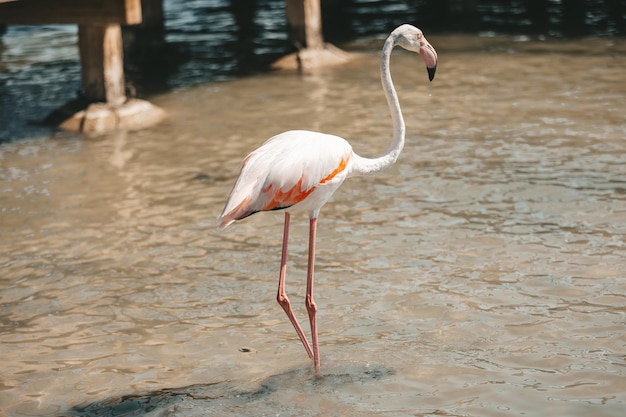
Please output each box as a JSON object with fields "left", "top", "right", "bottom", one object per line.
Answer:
{"left": 261, "top": 178, "right": 315, "bottom": 211}
{"left": 260, "top": 156, "right": 348, "bottom": 211}
{"left": 320, "top": 157, "right": 348, "bottom": 184}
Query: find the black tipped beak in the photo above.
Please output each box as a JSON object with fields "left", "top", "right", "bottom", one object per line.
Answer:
{"left": 427, "top": 65, "right": 437, "bottom": 82}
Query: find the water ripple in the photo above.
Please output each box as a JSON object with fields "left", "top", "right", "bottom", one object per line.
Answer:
{"left": 1, "top": 35, "right": 625, "bottom": 416}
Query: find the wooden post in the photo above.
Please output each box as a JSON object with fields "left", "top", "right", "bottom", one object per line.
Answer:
{"left": 285, "top": 0, "right": 323, "bottom": 49}
{"left": 274, "top": 0, "right": 350, "bottom": 70}
{"left": 78, "top": 24, "right": 126, "bottom": 105}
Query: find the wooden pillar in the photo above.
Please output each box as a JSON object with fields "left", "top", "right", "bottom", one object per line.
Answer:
{"left": 274, "top": 0, "right": 350, "bottom": 70}
{"left": 78, "top": 24, "right": 126, "bottom": 105}
{"left": 285, "top": 0, "right": 324, "bottom": 49}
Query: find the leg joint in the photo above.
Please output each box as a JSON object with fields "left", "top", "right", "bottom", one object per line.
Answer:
{"left": 305, "top": 295, "right": 317, "bottom": 313}
{"left": 277, "top": 292, "right": 290, "bottom": 307}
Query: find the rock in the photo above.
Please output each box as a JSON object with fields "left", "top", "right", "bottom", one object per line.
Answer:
{"left": 272, "top": 43, "right": 352, "bottom": 71}
{"left": 56, "top": 98, "right": 166, "bottom": 136}
{"left": 115, "top": 98, "right": 166, "bottom": 131}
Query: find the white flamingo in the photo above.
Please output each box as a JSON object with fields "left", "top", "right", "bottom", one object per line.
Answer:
{"left": 218, "top": 24, "right": 437, "bottom": 373}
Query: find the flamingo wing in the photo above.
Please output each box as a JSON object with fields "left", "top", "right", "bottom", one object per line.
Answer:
{"left": 218, "top": 130, "right": 352, "bottom": 228}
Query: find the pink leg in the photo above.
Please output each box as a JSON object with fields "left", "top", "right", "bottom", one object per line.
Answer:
{"left": 276, "top": 212, "right": 314, "bottom": 359}
{"left": 306, "top": 216, "right": 320, "bottom": 373}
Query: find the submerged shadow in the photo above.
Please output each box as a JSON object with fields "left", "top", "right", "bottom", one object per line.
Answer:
{"left": 60, "top": 362, "right": 394, "bottom": 416}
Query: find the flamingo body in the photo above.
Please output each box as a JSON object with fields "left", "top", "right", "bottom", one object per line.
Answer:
{"left": 219, "top": 130, "right": 353, "bottom": 228}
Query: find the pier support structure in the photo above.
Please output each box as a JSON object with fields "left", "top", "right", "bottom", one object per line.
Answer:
{"left": 79, "top": 24, "right": 127, "bottom": 106}
{"left": 274, "top": 0, "right": 351, "bottom": 71}
{"left": 286, "top": 0, "right": 323, "bottom": 49}
{"left": 0, "top": 0, "right": 165, "bottom": 135}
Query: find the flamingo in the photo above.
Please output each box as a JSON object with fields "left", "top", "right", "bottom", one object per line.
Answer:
{"left": 218, "top": 24, "right": 437, "bottom": 373}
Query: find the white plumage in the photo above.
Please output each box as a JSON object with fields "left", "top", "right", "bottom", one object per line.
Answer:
{"left": 219, "top": 130, "right": 353, "bottom": 228}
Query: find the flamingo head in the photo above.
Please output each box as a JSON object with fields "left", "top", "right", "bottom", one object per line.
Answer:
{"left": 393, "top": 24, "right": 438, "bottom": 81}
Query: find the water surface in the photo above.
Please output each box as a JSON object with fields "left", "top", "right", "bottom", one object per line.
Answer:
{"left": 1, "top": 34, "right": 625, "bottom": 416}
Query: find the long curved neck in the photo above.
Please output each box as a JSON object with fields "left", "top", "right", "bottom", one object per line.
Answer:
{"left": 350, "top": 34, "right": 405, "bottom": 175}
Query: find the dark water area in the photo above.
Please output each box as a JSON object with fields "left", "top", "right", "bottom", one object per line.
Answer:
{"left": 1, "top": 0, "right": 626, "bottom": 141}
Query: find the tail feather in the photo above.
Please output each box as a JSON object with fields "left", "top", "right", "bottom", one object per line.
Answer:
{"left": 218, "top": 197, "right": 256, "bottom": 229}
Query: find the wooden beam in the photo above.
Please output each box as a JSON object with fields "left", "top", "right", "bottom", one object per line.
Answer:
{"left": 0, "top": 0, "right": 142, "bottom": 25}
{"left": 79, "top": 24, "right": 126, "bottom": 105}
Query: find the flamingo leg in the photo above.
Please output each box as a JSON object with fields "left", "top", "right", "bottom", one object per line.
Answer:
{"left": 306, "top": 216, "right": 320, "bottom": 373}
{"left": 276, "top": 212, "right": 314, "bottom": 360}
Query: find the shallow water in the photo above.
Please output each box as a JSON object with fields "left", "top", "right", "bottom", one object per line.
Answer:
{"left": 1, "top": 34, "right": 626, "bottom": 416}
